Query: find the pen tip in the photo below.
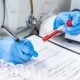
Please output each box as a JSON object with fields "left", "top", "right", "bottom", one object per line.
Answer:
{"left": 15, "top": 38, "right": 20, "bottom": 42}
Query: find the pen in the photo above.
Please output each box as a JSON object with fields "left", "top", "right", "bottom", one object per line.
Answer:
{"left": 1, "top": 25, "right": 20, "bottom": 41}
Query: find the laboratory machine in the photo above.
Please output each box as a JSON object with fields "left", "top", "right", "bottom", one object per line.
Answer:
{"left": 65, "top": 0, "right": 80, "bottom": 42}
{"left": 40, "top": 0, "right": 80, "bottom": 42}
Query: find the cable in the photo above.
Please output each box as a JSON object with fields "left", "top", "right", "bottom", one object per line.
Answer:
{"left": 1, "top": 0, "right": 20, "bottom": 41}
{"left": 27, "top": 0, "right": 37, "bottom": 28}
{"left": 2, "top": 0, "right": 5, "bottom": 26}
{"left": 30, "top": 0, "right": 33, "bottom": 15}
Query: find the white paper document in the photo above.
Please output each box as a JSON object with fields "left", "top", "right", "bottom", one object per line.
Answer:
{"left": 50, "top": 35, "right": 80, "bottom": 53}
{"left": 25, "top": 35, "right": 80, "bottom": 80}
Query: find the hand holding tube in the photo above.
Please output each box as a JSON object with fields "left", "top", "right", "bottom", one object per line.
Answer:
{"left": 42, "top": 20, "right": 72, "bottom": 42}
{"left": 53, "top": 11, "right": 80, "bottom": 35}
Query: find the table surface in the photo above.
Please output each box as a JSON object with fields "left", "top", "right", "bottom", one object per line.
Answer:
{"left": 49, "top": 34, "right": 80, "bottom": 54}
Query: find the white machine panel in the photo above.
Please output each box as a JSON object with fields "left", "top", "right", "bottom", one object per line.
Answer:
{"left": 65, "top": 0, "right": 80, "bottom": 42}
{"left": 70, "top": 0, "right": 80, "bottom": 10}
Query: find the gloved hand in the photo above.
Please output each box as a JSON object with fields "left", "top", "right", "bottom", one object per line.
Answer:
{"left": 0, "top": 38, "right": 38, "bottom": 64}
{"left": 53, "top": 11, "right": 80, "bottom": 35}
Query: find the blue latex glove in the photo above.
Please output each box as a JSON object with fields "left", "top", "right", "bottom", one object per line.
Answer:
{"left": 0, "top": 38, "right": 38, "bottom": 64}
{"left": 53, "top": 11, "right": 80, "bottom": 35}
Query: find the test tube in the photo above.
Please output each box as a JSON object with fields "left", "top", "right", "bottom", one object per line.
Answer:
{"left": 42, "top": 20, "right": 72, "bottom": 42}
{"left": 42, "top": 25, "right": 63, "bottom": 42}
